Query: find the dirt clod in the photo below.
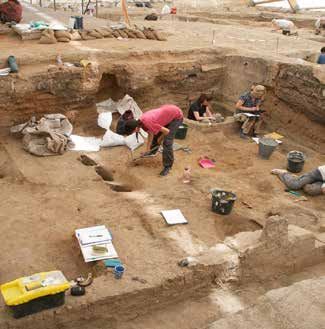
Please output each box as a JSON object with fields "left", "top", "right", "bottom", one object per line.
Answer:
{"left": 95, "top": 165, "right": 114, "bottom": 181}
{"left": 79, "top": 154, "right": 98, "bottom": 166}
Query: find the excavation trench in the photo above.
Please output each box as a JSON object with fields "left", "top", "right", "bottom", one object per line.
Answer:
{"left": 0, "top": 49, "right": 324, "bottom": 329}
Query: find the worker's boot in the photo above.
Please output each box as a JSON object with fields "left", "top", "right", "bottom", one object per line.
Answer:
{"left": 159, "top": 167, "right": 171, "bottom": 176}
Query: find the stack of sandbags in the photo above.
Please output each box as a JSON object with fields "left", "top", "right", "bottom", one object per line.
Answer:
{"left": 129, "top": 28, "right": 146, "bottom": 39}
{"left": 109, "top": 27, "right": 166, "bottom": 41}
{"left": 143, "top": 27, "right": 167, "bottom": 41}
{"left": 70, "top": 30, "right": 82, "bottom": 41}
{"left": 79, "top": 30, "right": 97, "bottom": 40}
{"left": 55, "top": 30, "right": 72, "bottom": 43}
{"left": 39, "top": 26, "right": 167, "bottom": 44}
{"left": 96, "top": 27, "right": 114, "bottom": 38}
{"left": 39, "top": 29, "right": 57, "bottom": 44}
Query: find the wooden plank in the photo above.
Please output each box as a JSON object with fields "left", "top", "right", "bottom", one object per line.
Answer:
{"left": 252, "top": 0, "right": 283, "bottom": 5}
{"left": 252, "top": 0, "right": 298, "bottom": 12}
{"left": 287, "top": 0, "right": 298, "bottom": 12}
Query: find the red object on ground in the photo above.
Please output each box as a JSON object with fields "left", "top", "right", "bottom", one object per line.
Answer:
{"left": 199, "top": 159, "right": 215, "bottom": 169}
{"left": 171, "top": 7, "right": 177, "bottom": 14}
{"left": 0, "top": 0, "right": 22, "bottom": 23}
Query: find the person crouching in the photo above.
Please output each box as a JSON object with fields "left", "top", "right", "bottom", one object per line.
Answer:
{"left": 234, "top": 85, "right": 266, "bottom": 139}
{"left": 124, "top": 104, "right": 183, "bottom": 177}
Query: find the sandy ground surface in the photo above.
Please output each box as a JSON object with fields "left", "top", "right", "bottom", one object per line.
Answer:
{"left": 0, "top": 2, "right": 324, "bottom": 66}
{"left": 1, "top": 112, "right": 325, "bottom": 284}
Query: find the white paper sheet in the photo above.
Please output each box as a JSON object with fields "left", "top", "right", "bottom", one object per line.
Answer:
{"left": 242, "top": 112, "right": 260, "bottom": 117}
{"left": 161, "top": 209, "right": 188, "bottom": 225}
{"left": 252, "top": 137, "right": 282, "bottom": 144}
{"left": 76, "top": 225, "right": 112, "bottom": 246}
{"left": 69, "top": 135, "right": 101, "bottom": 152}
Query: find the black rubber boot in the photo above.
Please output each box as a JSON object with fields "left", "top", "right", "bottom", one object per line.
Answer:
{"left": 159, "top": 167, "right": 171, "bottom": 176}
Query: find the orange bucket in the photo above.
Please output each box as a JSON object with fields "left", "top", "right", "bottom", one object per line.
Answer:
{"left": 171, "top": 7, "right": 177, "bottom": 14}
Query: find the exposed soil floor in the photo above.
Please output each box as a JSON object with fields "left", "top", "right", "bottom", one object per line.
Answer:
{"left": 0, "top": 2, "right": 325, "bottom": 329}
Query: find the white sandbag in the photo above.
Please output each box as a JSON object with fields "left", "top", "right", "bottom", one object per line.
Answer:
{"left": 117, "top": 94, "right": 143, "bottom": 119}
{"left": 100, "top": 129, "right": 126, "bottom": 147}
{"left": 96, "top": 98, "right": 118, "bottom": 113}
{"left": 124, "top": 132, "right": 144, "bottom": 151}
{"left": 97, "top": 112, "right": 112, "bottom": 130}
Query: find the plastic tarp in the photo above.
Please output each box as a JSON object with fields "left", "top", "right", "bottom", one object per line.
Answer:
{"left": 96, "top": 94, "right": 143, "bottom": 119}
{"left": 70, "top": 102, "right": 145, "bottom": 152}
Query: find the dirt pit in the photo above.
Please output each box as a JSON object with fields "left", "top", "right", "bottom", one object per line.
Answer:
{"left": 0, "top": 3, "right": 325, "bottom": 327}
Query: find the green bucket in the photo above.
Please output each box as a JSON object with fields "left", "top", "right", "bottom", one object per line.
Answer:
{"left": 175, "top": 123, "right": 188, "bottom": 140}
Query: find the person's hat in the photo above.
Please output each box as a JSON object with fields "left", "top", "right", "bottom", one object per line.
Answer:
{"left": 251, "top": 85, "right": 266, "bottom": 98}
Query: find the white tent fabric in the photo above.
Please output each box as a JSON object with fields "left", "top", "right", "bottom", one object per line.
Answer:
{"left": 254, "top": 0, "right": 325, "bottom": 10}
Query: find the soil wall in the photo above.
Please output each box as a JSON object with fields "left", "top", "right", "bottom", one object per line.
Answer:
{"left": 0, "top": 50, "right": 324, "bottom": 151}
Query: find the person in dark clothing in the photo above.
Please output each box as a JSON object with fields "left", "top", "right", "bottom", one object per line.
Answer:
{"left": 124, "top": 104, "right": 183, "bottom": 176}
{"left": 272, "top": 166, "right": 325, "bottom": 196}
{"left": 188, "top": 94, "right": 215, "bottom": 122}
{"left": 317, "top": 47, "right": 325, "bottom": 65}
{"left": 116, "top": 110, "right": 134, "bottom": 135}
{"left": 0, "top": 0, "right": 22, "bottom": 23}
{"left": 235, "top": 85, "right": 266, "bottom": 139}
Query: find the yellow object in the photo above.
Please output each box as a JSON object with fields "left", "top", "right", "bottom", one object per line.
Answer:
{"left": 80, "top": 60, "right": 92, "bottom": 68}
{"left": 264, "top": 132, "right": 284, "bottom": 140}
{"left": 0, "top": 271, "right": 70, "bottom": 306}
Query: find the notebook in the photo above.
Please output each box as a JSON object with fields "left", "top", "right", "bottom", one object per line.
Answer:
{"left": 76, "top": 225, "right": 112, "bottom": 246}
{"left": 80, "top": 242, "right": 118, "bottom": 263}
{"left": 161, "top": 209, "right": 188, "bottom": 225}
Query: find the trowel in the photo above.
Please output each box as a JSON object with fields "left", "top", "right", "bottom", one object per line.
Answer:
{"left": 130, "top": 144, "right": 160, "bottom": 162}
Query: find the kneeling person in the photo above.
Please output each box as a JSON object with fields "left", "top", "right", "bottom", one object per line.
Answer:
{"left": 235, "top": 85, "right": 266, "bottom": 139}
{"left": 125, "top": 104, "right": 183, "bottom": 176}
{"left": 188, "top": 94, "right": 215, "bottom": 122}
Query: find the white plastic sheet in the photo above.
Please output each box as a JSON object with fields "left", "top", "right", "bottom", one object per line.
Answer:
{"left": 70, "top": 109, "right": 144, "bottom": 151}
{"left": 70, "top": 135, "right": 101, "bottom": 152}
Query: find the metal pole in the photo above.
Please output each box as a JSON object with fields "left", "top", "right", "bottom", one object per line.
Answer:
{"left": 81, "top": 0, "right": 84, "bottom": 15}
{"left": 96, "top": 0, "right": 98, "bottom": 17}
{"left": 39, "top": 0, "right": 42, "bottom": 7}
{"left": 54, "top": 0, "right": 56, "bottom": 11}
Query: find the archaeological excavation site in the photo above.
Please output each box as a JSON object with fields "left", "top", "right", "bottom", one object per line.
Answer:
{"left": 0, "top": 0, "right": 325, "bottom": 328}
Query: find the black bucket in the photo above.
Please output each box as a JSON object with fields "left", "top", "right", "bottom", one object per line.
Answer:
{"left": 287, "top": 151, "right": 305, "bottom": 173}
{"left": 7, "top": 55, "right": 18, "bottom": 73}
{"left": 211, "top": 189, "right": 237, "bottom": 215}
{"left": 175, "top": 123, "right": 188, "bottom": 140}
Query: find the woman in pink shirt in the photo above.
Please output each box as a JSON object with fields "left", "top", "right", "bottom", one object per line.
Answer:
{"left": 125, "top": 104, "right": 183, "bottom": 176}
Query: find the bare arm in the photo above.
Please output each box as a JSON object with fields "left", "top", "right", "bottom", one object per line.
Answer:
{"left": 205, "top": 105, "right": 213, "bottom": 118}
{"left": 193, "top": 111, "right": 214, "bottom": 121}
{"left": 157, "top": 126, "right": 170, "bottom": 144}
{"left": 235, "top": 99, "right": 257, "bottom": 112}
{"left": 146, "top": 132, "right": 154, "bottom": 152}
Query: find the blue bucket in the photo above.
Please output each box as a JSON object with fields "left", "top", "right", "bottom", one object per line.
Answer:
{"left": 113, "top": 265, "right": 125, "bottom": 279}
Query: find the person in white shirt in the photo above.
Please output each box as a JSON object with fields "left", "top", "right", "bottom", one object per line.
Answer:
{"left": 272, "top": 19, "right": 297, "bottom": 36}
{"left": 271, "top": 166, "right": 325, "bottom": 196}
{"left": 315, "top": 17, "right": 325, "bottom": 35}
